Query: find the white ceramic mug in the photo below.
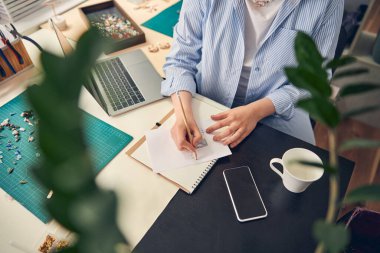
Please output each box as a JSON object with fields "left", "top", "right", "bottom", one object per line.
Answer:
{"left": 269, "top": 148, "right": 324, "bottom": 193}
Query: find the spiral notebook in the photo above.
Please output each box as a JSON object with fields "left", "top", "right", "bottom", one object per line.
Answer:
{"left": 127, "top": 95, "right": 230, "bottom": 194}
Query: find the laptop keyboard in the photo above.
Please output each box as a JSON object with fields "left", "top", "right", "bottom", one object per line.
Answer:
{"left": 94, "top": 57, "right": 145, "bottom": 111}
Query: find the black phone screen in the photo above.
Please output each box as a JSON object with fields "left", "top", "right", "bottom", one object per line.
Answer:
{"left": 223, "top": 166, "right": 267, "bottom": 222}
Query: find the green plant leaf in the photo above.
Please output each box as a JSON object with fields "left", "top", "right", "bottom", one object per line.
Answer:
{"left": 313, "top": 220, "right": 350, "bottom": 253}
{"left": 285, "top": 67, "right": 331, "bottom": 97}
{"left": 338, "top": 83, "right": 380, "bottom": 97}
{"left": 325, "top": 56, "right": 356, "bottom": 69}
{"left": 26, "top": 28, "right": 128, "bottom": 252}
{"left": 295, "top": 32, "right": 324, "bottom": 67}
{"left": 342, "top": 105, "right": 380, "bottom": 119}
{"left": 293, "top": 160, "right": 337, "bottom": 174}
{"left": 339, "top": 139, "right": 380, "bottom": 151}
{"left": 333, "top": 68, "right": 369, "bottom": 79}
{"left": 344, "top": 185, "right": 380, "bottom": 203}
{"left": 297, "top": 97, "right": 340, "bottom": 128}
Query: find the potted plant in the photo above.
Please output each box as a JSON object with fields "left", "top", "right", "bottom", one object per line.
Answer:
{"left": 27, "top": 29, "right": 130, "bottom": 253}
{"left": 285, "top": 32, "right": 380, "bottom": 253}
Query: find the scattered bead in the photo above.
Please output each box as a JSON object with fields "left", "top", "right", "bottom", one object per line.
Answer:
{"left": 158, "top": 42, "right": 171, "bottom": 50}
{"left": 90, "top": 13, "right": 141, "bottom": 40}
{"left": 148, "top": 44, "right": 159, "bottom": 53}
{"left": 19, "top": 180, "right": 28, "bottom": 185}
{"left": 47, "top": 190, "right": 53, "bottom": 199}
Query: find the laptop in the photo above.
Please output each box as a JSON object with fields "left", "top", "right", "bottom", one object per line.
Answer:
{"left": 50, "top": 19, "right": 164, "bottom": 116}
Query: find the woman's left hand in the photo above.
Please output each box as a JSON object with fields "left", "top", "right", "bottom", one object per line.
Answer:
{"left": 206, "top": 105, "right": 259, "bottom": 148}
{"left": 206, "top": 98, "right": 276, "bottom": 148}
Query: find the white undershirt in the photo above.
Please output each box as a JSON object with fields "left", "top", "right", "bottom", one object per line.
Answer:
{"left": 233, "top": 0, "right": 283, "bottom": 107}
{"left": 243, "top": 0, "right": 283, "bottom": 67}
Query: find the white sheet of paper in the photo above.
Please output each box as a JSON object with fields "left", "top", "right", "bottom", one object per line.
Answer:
{"left": 145, "top": 119, "right": 232, "bottom": 172}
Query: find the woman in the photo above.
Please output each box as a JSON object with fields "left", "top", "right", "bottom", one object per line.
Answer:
{"left": 162, "top": 0, "right": 343, "bottom": 153}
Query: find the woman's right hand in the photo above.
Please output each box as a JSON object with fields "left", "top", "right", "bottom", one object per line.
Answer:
{"left": 171, "top": 116, "right": 202, "bottom": 153}
{"left": 170, "top": 91, "right": 202, "bottom": 153}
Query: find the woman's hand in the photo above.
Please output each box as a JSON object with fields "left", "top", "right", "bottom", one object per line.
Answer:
{"left": 206, "top": 98, "right": 275, "bottom": 148}
{"left": 171, "top": 117, "right": 202, "bottom": 153}
{"left": 170, "top": 91, "right": 202, "bottom": 153}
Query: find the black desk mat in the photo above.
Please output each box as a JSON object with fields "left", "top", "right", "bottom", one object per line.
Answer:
{"left": 134, "top": 123, "right": 354, "bottom": 253}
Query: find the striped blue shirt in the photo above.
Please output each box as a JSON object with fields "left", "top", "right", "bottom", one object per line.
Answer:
{"left": 161, "top": 0, "right": 344, "bottom": 119}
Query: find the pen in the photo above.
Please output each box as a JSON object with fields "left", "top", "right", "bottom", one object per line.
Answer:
{"left": 176, "top": 91, "right": 197, "bottom": 160}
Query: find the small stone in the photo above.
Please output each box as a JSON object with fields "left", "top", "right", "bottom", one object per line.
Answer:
{"left": 19, "top": 128, "right": 26, "bottom": 132}
{"left": 148, "top": 44, "right": 159, "bottom": 53}
{"left": 158, "top": 42, "right": 171, "bottom": 50}
{"left": 28, "top": 136, "right": 34, "bottom": 143}
{"left": 16, "top": 154, "right": 22, "bottom": 161}
{"left": 1, "top": 119, "right": 9, "bottom": 126}
{"left": 19, "top": 180, "right": 28, "bottom": 185}
{"left": 7, "top": 168, "right": 14, "bottom": 174}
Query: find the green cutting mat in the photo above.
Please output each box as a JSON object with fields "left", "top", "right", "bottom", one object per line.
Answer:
{"left": 0, "top": 93, "right": 133, "bottom": 223}
{"left": 142, "top": 1, "right": 183, "bottom": 37}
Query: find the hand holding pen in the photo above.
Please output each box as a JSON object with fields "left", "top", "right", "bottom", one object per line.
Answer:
{"left": 171, "top": 91, "right": 202, "bottom": 160}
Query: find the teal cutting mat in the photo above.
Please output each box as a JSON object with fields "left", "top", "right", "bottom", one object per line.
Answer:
{"left": 142, "top": 1, "right": 183, "bottom": 37}
{"left": 0, "top": 93, "right": 133, "bottom": 223}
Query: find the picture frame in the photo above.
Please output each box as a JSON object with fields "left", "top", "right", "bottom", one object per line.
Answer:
{"left": 80, "top": 1, "right": 146, "bottom": 54}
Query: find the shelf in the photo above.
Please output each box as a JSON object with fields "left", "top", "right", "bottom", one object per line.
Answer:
{"left": 349, "top": 30, "right": 380, "bottom": 68}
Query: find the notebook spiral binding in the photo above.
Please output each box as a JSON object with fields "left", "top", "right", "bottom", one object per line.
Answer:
{"left": 191, "top": 159, "right": 218, "bottom": 189}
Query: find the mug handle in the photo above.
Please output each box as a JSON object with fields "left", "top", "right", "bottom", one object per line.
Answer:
{"left": 270, "top": 158, "right": 284, "bottom": 178}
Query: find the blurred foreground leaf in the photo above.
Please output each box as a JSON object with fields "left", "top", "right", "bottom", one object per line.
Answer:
{"left": 293, "top": 160, "right": 336, "bottom": 174}
{"left": 26, "top": 28, "right": 129, "bottom": 252}
{"left": 339, "top": 139, "right": 380, "bottom": 151}
{"left": 345, "top": 185, "right": 380, "bottom": 203}
{"left": 285, "top": 67, "right": 331, "bottom": 97}
{"left": 342, "top": 105, "right": 380, "bottom": 119}
{"left": 297, "top": 97, "right": 340, "bottom": 128}
{"left": 338, "top": 83, "right": 380, "bottom": 97}
{"left": 325, "top": 56, "right": 356, "bottom": 69}
{"left": 313, "top": 220, "right": 350, "bottom": 253}
{"left": 333, "top": 68, "right": 369, "bottom": 80}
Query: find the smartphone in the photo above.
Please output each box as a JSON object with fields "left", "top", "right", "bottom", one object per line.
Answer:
{"left": 223, "top": 166, "right": 268, "bottom": 222}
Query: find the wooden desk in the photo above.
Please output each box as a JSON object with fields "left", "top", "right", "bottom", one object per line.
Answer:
{"left": 0, "top": 1, "right": 180, "bottom": 252}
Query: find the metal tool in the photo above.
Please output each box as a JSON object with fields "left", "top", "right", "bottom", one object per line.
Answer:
{"left": 5, "top": 24, "right": 43, "bottom": 52}
{"left": 0, "top": 30, "right": 24, "bottom": 65}
{"left": 0, "top": 48, "right": 16, "bottom": 74}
